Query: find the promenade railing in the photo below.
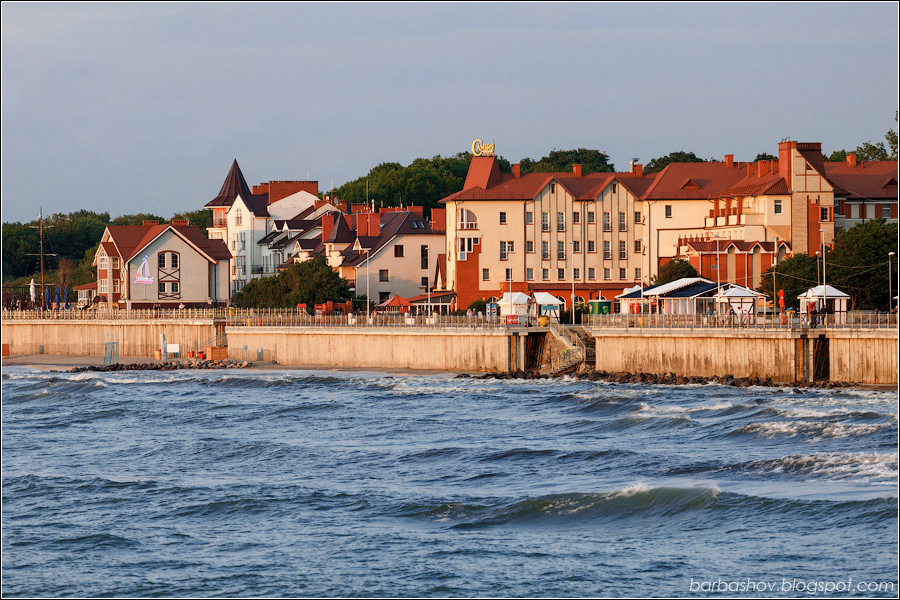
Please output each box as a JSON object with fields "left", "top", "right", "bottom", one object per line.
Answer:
{"left": 585, "top": 312, "right": 898, "bottom": 330}
{"left": 3, "top": 308, "right": 897, "bottom": 331}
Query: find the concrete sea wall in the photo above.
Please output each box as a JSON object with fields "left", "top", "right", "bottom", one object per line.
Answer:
{"left": 592, "top": 329, "right": 899, "bottom": 385}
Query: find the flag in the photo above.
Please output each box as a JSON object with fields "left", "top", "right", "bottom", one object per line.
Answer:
{"left": 29, "top": 279, "right": 35, "bottom": 304}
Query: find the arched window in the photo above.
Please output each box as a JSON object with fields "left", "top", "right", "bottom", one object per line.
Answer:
{"left": 458, "top": 209, "right": 477, "bottom": 230}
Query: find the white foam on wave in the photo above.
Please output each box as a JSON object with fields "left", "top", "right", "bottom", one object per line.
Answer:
{"left": 737, "top": 420, "right": 891, "bottom": 440}
{"left": 749, "top": 452, "right": 898, "bottom": 483}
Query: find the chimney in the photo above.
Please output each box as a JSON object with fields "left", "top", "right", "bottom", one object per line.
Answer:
{"left": 142, "top": 220, "right": 160, "bottom": 226}
{"left": 171, "top": 219, "right": 189, "bottom": 227}
{"left": 368, "top": 213, "right": 380, "bottom": 237}
{"left": 573, "top": 164, "right": 582, "bottom": 178}
{"left": 634, "top": 164, "right": 643, "bottom": 178}
{"left": 847, "top": 153, "right": 857, "bottom": 167}
{"left": 757, "top": 160, "right": 770, "bottom": 177}
{"left": 512, "top": 164, "right": 520, "bottom": 178}
{"left": 747, "top": 163, "right": 755, "bottom": 176}
{"left": 724, "top": 154, "right": 734, "bottom": 168}
{"left": 321, "top": 214, "right": 334, "bottom": 241}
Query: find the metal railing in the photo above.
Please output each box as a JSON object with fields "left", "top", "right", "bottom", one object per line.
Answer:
{"left": 5, "top": 307, "right": 895, "bottom": 331}
{"left": 585, "top": 312, "right": 898, "bottom": 331}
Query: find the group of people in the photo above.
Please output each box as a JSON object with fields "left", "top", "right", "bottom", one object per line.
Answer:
{"left": 807, "top": 303, "right": 833, "bottom": 328}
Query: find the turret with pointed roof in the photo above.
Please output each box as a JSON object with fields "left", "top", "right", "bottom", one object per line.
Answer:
{"left": 206, "top": 159, "right": 255, "bottom": 208}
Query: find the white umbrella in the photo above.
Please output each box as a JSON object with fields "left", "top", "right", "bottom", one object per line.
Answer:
{"left": 29, "top": 279, "right": 35, "bottom": 304}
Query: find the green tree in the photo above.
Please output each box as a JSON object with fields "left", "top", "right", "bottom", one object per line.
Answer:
{"left": 754, "top": 153, "right": 777, "bottom": 162}
{"left": 826, "top": 218, "right": 899, "bottom": 310}
{"left": 854, "top": 112, "right": 898, "bottom": 161}
{"left": 653, "top": 258, "right": 699, "bottom": 285}
{"left": 111, "top": 213, "right": 166, "bottom": 226}
{"left": 644, "top": 151, "right": 706, "bottom": 174}
{"left": 519, "top": 148, "right": 615, "bottom": 174}
{"left": 824, "top": 149, "right": 848, "bottom": 162}
{"left": 756, "top": 254, "right": 819, "bottom": 310}
{"left": 231, "top": 256, "right": 351, "bottom": 308}
{"left": 173, "top": 208, "right": 213, "bottom": 236}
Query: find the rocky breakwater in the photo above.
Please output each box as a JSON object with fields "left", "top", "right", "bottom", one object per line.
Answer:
{"left": 65, "top": 359, "right": 253, "bottom": 373}
{"left": 459, "top": 367, "right": 856, "bottom": 390}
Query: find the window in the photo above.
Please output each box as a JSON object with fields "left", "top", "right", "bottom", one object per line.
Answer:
{"left": 542, "top": 241, "right": 550, "bottom": 260}
{"left": 171, "top": 282, "right": 179, "bottom": 294}
{"left": 619, "top": 267, "right": 626, "bottom": 279}
{"left": 421, "top": 276, "right": 429, "bottom": 288}
{"left": 235, "top": 209, "right": 242, "bottom": 226}
{"left": 587, "top": 211, "right": 595, "bottom": 224}
{"left": 619, "top": 240, "right": 626, "bottom": 260}
{"left": 634, "top": 240, "right": 642, "bottom": 253}
{"left": 849, "top": 204, "right": 860, "bottom": 219}
{"left": 603, "top": 212, "right": 611, "bottom": 232}
{"left": 500, "top": 241, "right": 513, "bottom": 260}
{"left": 557, "top": 241, "right": 565, "bottom": 260}
{"left": 111, "top": 257, "right": 120, "bottom": 269}
{"left": 541, "top": 212, "right": 549, "bottom": 232}
{"left": 774, "top": 199, "right": 782, "bottom": 214}
{"left": 394, "top": 245, "right": 404, "bottom": 258}
{"left": 505, "top": 268, "right": 513, "bottom": 281}
{"left": 379, "top": 270, "right": 389, "bottom": 282}
{"left": 499, "top": 212, "right": 507, "bottom": 225}
{"left": 99, "top": 255, "right": 108, "bottom": 270}
{"left": 542, "top": 268, "right": 549, "bottom": 280}
{"left": 665, "top": 205, "right": 672, "bottom": 218}
{"left": 882, "top": 203, "right": 892, "bottom": 217}
{"left": 525, "top": 211, "right": 533, "bottom": 225}
{"left": 588, "top": 268, "right": 595, "bottom": 280}
{"left": 588, "top": 240, "right": 596, "bottom": 253}
{"left": 113, "top": 279, "right": 120, "bottom": 293}
{"left": 459, "top": 209, "right": 478, "bottom": 230}
{"left": 604, "top": 268, "right": 611, "bottom": 280}
{"left": 550, "top": 182, "right": 556, "bottom": 193}
{"left": 612, "top": 183, "right": 618, "bottom": 194}
{"left": 619, "top": 212, "right": 626, "bottom": 231}
{"left": 558, "top": 268, "right": 565, "bottom": 280}
{"left": 557, "top": 212, "right": 565, "bottom": 231}
{"left": 170, "top": 253, "right": 178, "bottom": 269}
{"left": 820, "top": 207, "right": 830, "bottom": 222}
{"left": 420, "top": 245, "right": 428, "bottom": 269}
{"left": 158, "top": 253, "right": 166, "bottom": 268}
{"left": 526, "top": 268, "right": 534, "bottom": 280}
{"left": 572, "top": 211, "right": 580, "bottom": 224}
{"left": 634, "top": 211, "right": 642, "bottom": 224}
{"left": 635, "top": 268, "right": 642, "bottom": 280}
{"left": 482, "top": 268, "right": 490, "bottom": 281}
{"left": 157, "top": 282, "right": 165, "bottom": 294}
{"left": 526, "top": 240, "right": 534, "bottom": 253}
{"left": 573, "top": 240, "right": 581, "bottom": 253}
{"left": 603, "top": 241, "right": 611, "bottom": 260}
{"left": 379, "top": 292, "right": 390, "bottom": 303}
{"left": 573, "top": 268, "right": 581, "bottom": 280}
{"left": 100, "top": 279, "right": 108, "bottom": 293}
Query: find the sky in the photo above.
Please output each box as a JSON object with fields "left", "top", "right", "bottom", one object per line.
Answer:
{"left": 1, "top": 2, "right": 898, "bottom": 224}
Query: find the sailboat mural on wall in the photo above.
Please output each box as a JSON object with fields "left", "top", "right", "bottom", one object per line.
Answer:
{"left": 134, "top": 255, "right": 154, "bottom": 285}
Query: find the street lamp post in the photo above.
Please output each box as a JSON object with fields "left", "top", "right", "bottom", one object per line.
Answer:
{"left": 571, "top": 241, "right": 577, "bottom": 325}
{"left": 714, "top": 233, "right": 721, "bottom": 316}
{"left": 815, "top": 250, "right": 820, "bottom": 287}
{"left": 889, "top": 252, "right": 895, "bottom": 315}
{"left": 365, "top": 248, "right": 371, "bottom": 321}
{"left": 820, "top": 229, "right": 826, "bottom": 321}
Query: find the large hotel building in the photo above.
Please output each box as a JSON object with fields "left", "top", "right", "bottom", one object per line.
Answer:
{"left": 440, "top": 141, "right": 897, "bottom": 309}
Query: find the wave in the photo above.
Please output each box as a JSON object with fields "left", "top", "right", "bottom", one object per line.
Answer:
{"left": 396, "top": 485, "right": 898, "bottom": 529}
{"left": 720, "top": 453, "right": 899, "bottom": 483}
{"left": 728, "top": 420, "right": 893, "bottom": 440}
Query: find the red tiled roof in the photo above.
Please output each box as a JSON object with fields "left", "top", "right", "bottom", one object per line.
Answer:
{"left": 716, "top": 173, "right": 790, "bottom": 198}
{"left": 73, "top": 281, "right": 98, "bottom": 291}
{"left": 824, "top": 161, "right": 898, "bottom": 201}
{"left": 683, "top": 240, "right": 789, "bottom": 253}
{"left": 641, "top": 162, "right": 748, "bottom": 200}
{"left": 106, "top": 224, "right": 230, "bottom": 263}
{"left": 463, "top": 156, "right": 504, "bottom": 190}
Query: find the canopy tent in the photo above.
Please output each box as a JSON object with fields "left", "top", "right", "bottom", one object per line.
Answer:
{"left": 376, "top": 294, "right": 413, "bottom": 313}
{"left": 714, "top": 285, "right": 766, "bottom": 315}
{"left": 616, "top": 278, "right": 716, "bottom": 314}
{"left": 532, "top": 292, "right": 563, "bottom": 321}
{"left": 497, "top": 292, "right": 532, "bottom": 317}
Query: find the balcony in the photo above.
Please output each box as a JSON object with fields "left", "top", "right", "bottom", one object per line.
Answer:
{"left": 459, "top": 221, "right": 478, "bottom": 230}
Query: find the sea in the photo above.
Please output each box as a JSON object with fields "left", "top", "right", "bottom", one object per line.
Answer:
{"left": 1, "top": 367, "right": 897, "bottom": 598}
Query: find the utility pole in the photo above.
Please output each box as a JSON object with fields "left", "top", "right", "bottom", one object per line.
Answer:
{"left": 27, "top": 208, "right": 56, "bottom": 309}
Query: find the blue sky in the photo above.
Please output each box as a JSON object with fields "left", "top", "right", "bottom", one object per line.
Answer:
{"left": 2, "top": 2, "right": 897, "bottom": 224}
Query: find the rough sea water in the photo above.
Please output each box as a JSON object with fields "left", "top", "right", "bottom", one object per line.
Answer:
{"left": 2, "top": 367, "right": 897, "bottom": 598}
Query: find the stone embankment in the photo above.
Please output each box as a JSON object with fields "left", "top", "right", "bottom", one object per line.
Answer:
{"left": 64, "top": 360, "right": 253, "bottom": 373}
{"left": 460, "top": 367, "right": 856, "bottom": 389}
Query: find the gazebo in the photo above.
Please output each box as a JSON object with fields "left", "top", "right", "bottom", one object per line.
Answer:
{"left": 497, "top": 292, "right": 531, "bottom": 318}
{"left": 376, "top": 294, "right": 413, "bottom": 314}
{"left": 798, "top": 285, "right": 850, "bottom": 323}
{"left": 714, "top": 285, "right": 766, "bottom": 316}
